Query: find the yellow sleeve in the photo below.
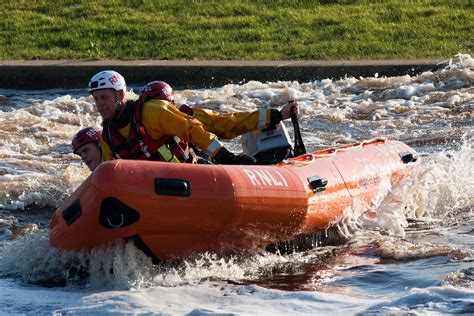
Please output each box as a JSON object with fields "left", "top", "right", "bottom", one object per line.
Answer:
{"left": 142, "top": 99, "right": 222, "bottom": 156}
{"left": 191, "top": 107, "right": 272, "bottom": 140}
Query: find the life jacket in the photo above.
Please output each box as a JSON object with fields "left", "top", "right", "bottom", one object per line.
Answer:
{"left": 102, "top": 100, "right": 190, "bottom": 163}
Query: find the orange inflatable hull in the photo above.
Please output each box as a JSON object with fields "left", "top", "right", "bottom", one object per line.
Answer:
{"left": 49, "top": 138, "right": 416, "bottom": 260}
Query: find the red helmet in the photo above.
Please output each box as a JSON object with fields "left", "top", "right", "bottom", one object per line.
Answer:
{"left": 72, "top": 127, "right": 102, "bottom": 154}
{"left": 140, "top": 81, "right": 174, "bottom": 103}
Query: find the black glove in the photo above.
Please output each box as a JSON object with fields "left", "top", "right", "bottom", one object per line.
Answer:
{"left": 213, "top": 147, "right": 256, "bottom": 165}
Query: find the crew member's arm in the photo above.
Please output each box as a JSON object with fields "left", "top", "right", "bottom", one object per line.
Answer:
{"left": 142, "top": 100, "right": 255, "bottom": 164}
{"left": 142, "top": 99, "right": 224, "bottom": 157}
{"left": 184, "top": 101, "right": 298, "bottom": 140}
{"left": 190, "top": 107, "right": 284, "bottom": 140}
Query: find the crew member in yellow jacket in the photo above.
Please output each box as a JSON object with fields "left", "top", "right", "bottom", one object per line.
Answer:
{"left": 89, "top": 70, "right": 259, "bottom": 164}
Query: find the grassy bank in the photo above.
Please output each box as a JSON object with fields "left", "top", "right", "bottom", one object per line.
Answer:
{"left": 0, "top": 0, "right": 472, "bottom": 60}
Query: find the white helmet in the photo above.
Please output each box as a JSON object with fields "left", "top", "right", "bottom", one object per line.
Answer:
{"left": 88, "top": 70, "right": 126, "bottom": 93}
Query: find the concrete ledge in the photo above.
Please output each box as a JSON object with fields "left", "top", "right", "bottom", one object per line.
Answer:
{"left": 0, "top": 59, "right": 447, "bottom": 89}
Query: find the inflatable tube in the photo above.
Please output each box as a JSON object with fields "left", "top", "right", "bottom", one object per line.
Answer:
{"left": 49, "top": 138, "right": 417, "bottom": 260}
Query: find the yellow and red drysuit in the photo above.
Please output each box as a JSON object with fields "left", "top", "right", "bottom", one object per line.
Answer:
{"left": 101, "top": 99, "right": 282, "bottom": 162}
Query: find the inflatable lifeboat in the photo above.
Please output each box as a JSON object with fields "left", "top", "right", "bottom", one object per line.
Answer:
{"left": 49, "top": 138, "right": 417, "bottom": 261}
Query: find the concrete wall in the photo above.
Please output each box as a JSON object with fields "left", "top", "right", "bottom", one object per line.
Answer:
{"left": 0, "top": 59, "right": 446, "bottom": 89}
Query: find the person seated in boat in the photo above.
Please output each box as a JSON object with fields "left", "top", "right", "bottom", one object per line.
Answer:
{"left": 88, "top": 70, "right": 256, "bottom": 165}
{"left": 71, "top": 126, "right": 102, "bottom": 171}
{"left": 139, "top": 80, "right": 299, "bottom": 141}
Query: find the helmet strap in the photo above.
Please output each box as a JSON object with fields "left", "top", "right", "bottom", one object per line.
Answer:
{"left": 114, "top": 90, "right": 122, "bottom": 117}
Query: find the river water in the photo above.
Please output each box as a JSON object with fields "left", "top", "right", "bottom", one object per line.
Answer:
{"left": 0, "top": 55, "right": 473, "bottom": 315}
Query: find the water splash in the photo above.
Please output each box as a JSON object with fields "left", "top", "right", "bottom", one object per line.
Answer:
{"left": 443, "top": 267, "right": 474, "bottom": 288}
{"left": 0, "top": 230, "right": 89, "bottom": 286}
{"left": 334, "top": 132, "right": 473, "bottom": 241}
{"left": 374, "top": 236, "right": 471, "bottom": 261}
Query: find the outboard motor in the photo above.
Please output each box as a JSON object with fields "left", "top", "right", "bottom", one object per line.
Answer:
{"left": 241, "top": 123, "right": 293, "bottom": 165}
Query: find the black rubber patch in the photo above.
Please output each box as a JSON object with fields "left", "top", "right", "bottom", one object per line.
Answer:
{"left": 125, "top": 234, "right": 160, "bottom": 264}
{"left": 99, "top": 197, "right": 140, "bottom": 229}
{"left": 62, "top": 199, "right": 82, "bottom": 226}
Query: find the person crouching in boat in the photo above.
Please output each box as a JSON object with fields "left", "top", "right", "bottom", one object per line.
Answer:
{"left": 139, "top": 80, "right": 299, "bottom": 141}
{"left": 88, "top": 70, "right": 255, "bottom": 165}
{"left": 139, "top": 80, "right": 299, "bottom": 163}
{"left": 71, "top": 126, "right": 102, "bottom": 171}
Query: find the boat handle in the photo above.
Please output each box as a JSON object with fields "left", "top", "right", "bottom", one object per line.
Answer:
{"left": 107, "top": 214, "right": 125, "bottom": 228}
{"left": 307, "top": 175, "right": 328, "bottom": 193}
{"left": 155, "top": 178, "right": 191, "bottom": 196}
{"left": 399, "top": 152, "right": 417, "bottom": 163}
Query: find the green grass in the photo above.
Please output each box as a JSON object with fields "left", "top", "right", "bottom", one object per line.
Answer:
{"left": 0, "top": 0, "right": 472, "bottom": 60}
